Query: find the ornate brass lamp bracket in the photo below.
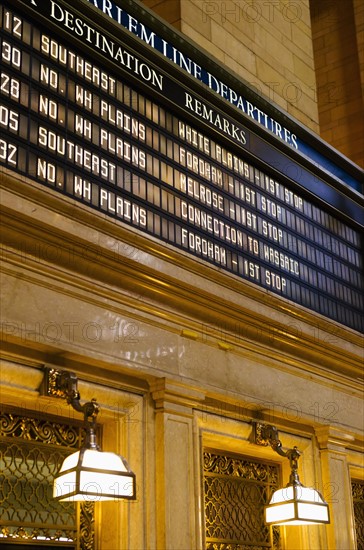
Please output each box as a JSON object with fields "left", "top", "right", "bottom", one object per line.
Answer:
{"left": 39, "top": 367, "right": 136, "bottom": 501}
{"left": 41, "top": 366, "right": 79, "bottom": 401}
{"left": 252, "top": 422, "right": 330, "bottom": 524}
{"left": 40, "top": 367, "right": 99, "bottom": 449}
{"left": 253, "top": 422, "right": 301, "bottom": 485}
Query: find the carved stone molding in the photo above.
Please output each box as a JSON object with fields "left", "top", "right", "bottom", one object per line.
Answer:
{"left": 150, "top": 378, "right": 206, "bottom": 416}
{"left": 315, "top": 426, "right": 356, "bottom": 451}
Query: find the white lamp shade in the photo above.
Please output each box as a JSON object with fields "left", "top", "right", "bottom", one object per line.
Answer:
{"left": 54, "top": 449, "right": 136, "bottom": 501}
{"left": 265, "top": 484, "right": 330, "bottom": 525}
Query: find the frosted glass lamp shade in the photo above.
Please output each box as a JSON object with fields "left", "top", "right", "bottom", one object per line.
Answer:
{"left": 54, "top": 448, "right": 136, "bottom": 501}
{"left": 265, "top": 484, "right": 330, "bottom": 525}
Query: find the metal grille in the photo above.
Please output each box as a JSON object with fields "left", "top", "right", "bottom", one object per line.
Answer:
{"left": 0, "top": 409, "right": 95, "bottom": 549}
{"left": 352, "top": 480, "right": 364, "bottom": 550}
{"left": 203, "top": 450, "right": 281, "bottom": 550}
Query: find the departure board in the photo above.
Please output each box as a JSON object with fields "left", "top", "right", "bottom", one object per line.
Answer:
{"left": 1, "top": 1, "right": 363, "bottom": 333}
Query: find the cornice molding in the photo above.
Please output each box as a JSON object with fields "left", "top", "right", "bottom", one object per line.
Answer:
{"left": 315, "top": 426, "right": 362, "bottom": 453}
{"left": 150, "top": 378, "right": 206, "bottom": 416}
{"left": 1, "top": 171, "right": 363, "bottom": 390}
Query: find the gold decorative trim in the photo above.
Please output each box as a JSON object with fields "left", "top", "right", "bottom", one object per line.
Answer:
{"left": 203, "top": 450, "right": 281, "bottom": 549}
{"left": 0, "top": 409, "right": 95, "bottom": 548}
{"left": 352, "top": 480, "right": 364, "bottom": 549}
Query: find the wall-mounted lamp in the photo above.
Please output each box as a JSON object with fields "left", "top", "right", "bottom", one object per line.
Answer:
{"left": 41, "top": 367, "right": 136, "bottom": 502}
{"left": 253, "top": 422, "right": 330, "bottom": 526}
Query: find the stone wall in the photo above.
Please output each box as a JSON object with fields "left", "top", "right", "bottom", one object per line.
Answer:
{"left": 142, "top": 0, "right": 319, "bottom": 132}
{"left": 311, "top": 0, "right": 364, "bottom": 167}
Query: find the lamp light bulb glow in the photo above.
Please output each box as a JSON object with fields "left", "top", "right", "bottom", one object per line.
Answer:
{"left": 54, "top": 449, "right": 136, "bottom": 502}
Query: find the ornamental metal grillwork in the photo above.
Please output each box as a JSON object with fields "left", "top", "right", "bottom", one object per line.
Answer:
{"left": 0, "top": 409, "right": 95, "bottom": 549}
{"left": 352, "top": 480, "right": 364, "bottom": 550}
{"left": 203, "top": 451, "right": 281, "bottom": 550}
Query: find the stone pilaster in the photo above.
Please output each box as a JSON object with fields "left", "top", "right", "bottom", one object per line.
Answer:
{"left": 151, "top": 379, "right": 205, "bottom": 550}
{"left": 315, "top": 426, "right": 357, "bottom": 550}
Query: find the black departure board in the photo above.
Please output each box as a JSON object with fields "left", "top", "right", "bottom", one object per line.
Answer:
{"left": 1, "top": 2, "right": 363, "bottom": 333}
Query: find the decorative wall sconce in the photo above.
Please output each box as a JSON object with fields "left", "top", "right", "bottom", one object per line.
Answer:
{"left": 41, "top": 367, "right": 136, "bottom": 502}
{"left": 253, "top": 422, "right": 330, "bottom": 525}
